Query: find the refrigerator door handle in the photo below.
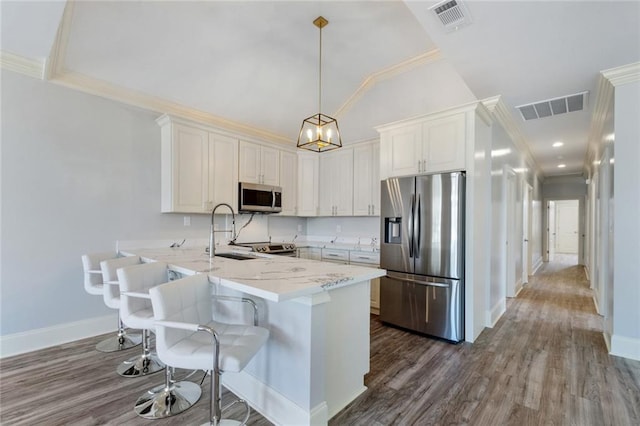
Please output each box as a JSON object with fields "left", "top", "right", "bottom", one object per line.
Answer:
{"left": 386, "top": 272, "right": 451, "bottom": 289}
{"left": 415, "top": 194, "right": 421, "bottom": 258}
{"left": 408, "top": 194, "right": 415, "bottom": 258}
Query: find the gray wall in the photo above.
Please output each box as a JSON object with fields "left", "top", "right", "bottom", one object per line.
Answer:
{"left": 488, "top": 122, "right": 543, "bottom": 322}
{"left": 0, "top": 71, "right": 219, "bottom": 334}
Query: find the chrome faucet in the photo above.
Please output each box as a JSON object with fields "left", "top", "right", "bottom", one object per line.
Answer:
{"left": 209, "top": 203, "right": 236, "bottom": 258}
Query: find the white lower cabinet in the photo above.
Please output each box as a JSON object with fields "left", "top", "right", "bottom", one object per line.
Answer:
{"left": 348, "top": 251, "right": 381, "bottom": 315}
{"left": 158, "top": 115, "right": 238, "bottom": 213}
{"left": 321, "top": 248, "right": 349, "bottom": 264}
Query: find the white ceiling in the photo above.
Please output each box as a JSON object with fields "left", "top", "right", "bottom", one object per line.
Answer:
{"left": 2, "top": 1, "right": 639, "bottom": 177}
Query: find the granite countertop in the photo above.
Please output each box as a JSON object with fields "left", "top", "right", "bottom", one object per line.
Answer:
{"left": 121, "top": 247, "right": 385, "bottom": 302}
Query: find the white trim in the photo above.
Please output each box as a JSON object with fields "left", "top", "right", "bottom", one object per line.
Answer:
{"left": 532, "top": 256, "right": 543, "bottom": 275}
{"left": 592, "top": 295, "right": 600, "bottom": 315}
{"left": 610, "top": 334, "right": 640, "bottom": 361}
{"left": 514, "top": 279, "right": 524, "bottom": 297}
{"left": 0, "top": 314, "right": 117, "bottom": 359}
{"left": 601, "top": 61, "right": 640, "bottom": 87}
{"left": 222, "top": 370, "right": 329, "bottom": 425}
{"left": 603, "top": 332, "right": 611, "bottom": 352}
{"left": 486, "top": 299, "right": 506, "bottom": 328}
{"left": 0, "top": 50, "right": 45, "bottom": 80}
{"left": 482, "top": 96, "right": 543, "bottom": 177}
{"left": 335, "top": 49, "right": 442, "bottom": 118}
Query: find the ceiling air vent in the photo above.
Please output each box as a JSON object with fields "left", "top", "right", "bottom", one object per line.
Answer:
{"left": 516, "top": 91, "right": 589, "bottom": 121}
{"left": 429, "top": 0, "right": 472, "bottom": 32}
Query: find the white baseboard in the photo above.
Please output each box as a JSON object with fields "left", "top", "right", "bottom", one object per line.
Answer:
{"left": 486, "top": 299, "right": 506, "bottom": 328}
{"left": 0, "top": 313, "right": 117, "bottom": 359}
{"left": 514, "top": 279, "right": 524, "bottom": 297}
{"left": 592, "top": 295, "right": 601, "bottom": 315}
{"left": 532, "top": 257, "right": 543, "bottom": 275}
{"left": 223, "top": 370, "right": 329, "bottom": 425}
{"left": 603, "top": 332, "right": 611, "bottom": 352}
{"left": 610, "top": 334, "right": 640, "bottom": 361}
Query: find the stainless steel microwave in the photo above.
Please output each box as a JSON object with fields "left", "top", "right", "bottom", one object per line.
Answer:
{"left": 238, "top": 182, "right": 282, "bottom": 213}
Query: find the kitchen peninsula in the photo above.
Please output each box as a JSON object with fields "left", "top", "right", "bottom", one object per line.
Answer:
{"left": 121, "top": 246, "right": 386, "bottom": 425}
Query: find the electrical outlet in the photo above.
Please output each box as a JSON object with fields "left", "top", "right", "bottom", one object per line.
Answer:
{"left": 297, "top": 224, "right": 303, "bottom": 232}
{"left": 336, "top": 225, "right": 342, "bottom": 233}
{"left": 183, "top": 216, "right": 191, "bottom": 226}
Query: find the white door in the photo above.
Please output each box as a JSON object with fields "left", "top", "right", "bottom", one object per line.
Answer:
{"left": 505, "top": 168, "right": 517, "bottom": 297}
{"left": 522, "top": 183, "right": 531, "bottom": 285}
{"left": 547, "top": 201, "right": 556, "bottom": 261}
{"left": 555, "top": 200, "right": 579, "bottom": 254}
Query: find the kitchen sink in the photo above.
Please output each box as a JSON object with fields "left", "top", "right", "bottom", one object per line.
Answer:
{"left": 215, "top": 252, "right": 258, "bottom": 261}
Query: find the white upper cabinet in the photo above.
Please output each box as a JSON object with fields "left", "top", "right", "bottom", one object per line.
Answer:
{"left": 422, "top": 114, "right": 466, "bottom": 173}
{"left": 297, "top": 152, "right": 319, "bottom": 216}
{"left": 378, "top": 109, "right": 467, "bottom": 179}
{"left": 239, "top": 141, "right": 280, "bottom": 186}
{"left": 279, "top": 150, "right": 297, "bottom": 216}
{"left": 353, "top": 141, "right": 380, "bottom": 216}
{"left": 380, "top": 124, "right": 422, "bottom": 179}
{"left": 209, "top": 132, "right": 239, "bottom": 210}
{"left": 158, "top": 116, "right": 238, "bottom": 213}
{"left": 318, "top": 147, "right": 354, "bottom": 216}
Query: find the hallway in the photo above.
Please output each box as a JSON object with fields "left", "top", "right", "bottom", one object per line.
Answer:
{"left": 331, "top": 257, "right": 640, "bottom": 425}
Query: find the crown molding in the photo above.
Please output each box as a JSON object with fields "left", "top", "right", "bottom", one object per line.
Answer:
{"left": 601, "top": 61, "right": 640, "bottom": 87}
{"left": 334, "top": 49, "right": 442, "bottom": 118}
{"left": 51, "top": 70, "right": 293, "bottom": 145}
{"left": 0, "top": 50, "right": 45, "bottom": 80}
{"left": 583, "top": 74, "right": 614, "bottom": 176}
{"left": 45, "top": 0, "right": 74, "bottom": 80}
{"left": 39, "top": 1, "right": 444, "bottom": 146}
{"left": 482, "top": 95, "right": 543, "bottom": 178}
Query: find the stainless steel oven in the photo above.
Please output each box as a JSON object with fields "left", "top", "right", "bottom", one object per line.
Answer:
{"left": 233, "top": 242, "right": 297, "bottom": 257}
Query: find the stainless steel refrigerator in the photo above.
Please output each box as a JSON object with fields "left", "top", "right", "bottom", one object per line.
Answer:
{"left": 379, "top": 172, "right": 465, "bottom": 342}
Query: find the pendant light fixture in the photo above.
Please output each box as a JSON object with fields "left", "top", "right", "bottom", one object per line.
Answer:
{"left": 297, "top": 16, "right": 342, "bottom": 152}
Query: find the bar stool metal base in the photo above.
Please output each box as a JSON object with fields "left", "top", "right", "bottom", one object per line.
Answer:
{"left": 95, "top": 332, "right": 142, "bottom": 353}
{"left": 135, "top": 380, "right": 201, "bottom": 419}
{"left": 117, "top": 353, "right": 164, "bottom": 377}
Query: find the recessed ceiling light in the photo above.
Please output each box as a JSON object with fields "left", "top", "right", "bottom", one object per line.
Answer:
{"left": 558, "top": 164, "right": 566, "bottom": 168}
{"left": 491, "top": 148, "right": 511, "bottom": 157}
{"left": 552, "top": 141, "right": 564, "bottom": 148}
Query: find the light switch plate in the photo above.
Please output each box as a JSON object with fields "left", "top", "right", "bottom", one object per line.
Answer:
{"left": 183, "top": 216, "right": 191, "bottom": 226}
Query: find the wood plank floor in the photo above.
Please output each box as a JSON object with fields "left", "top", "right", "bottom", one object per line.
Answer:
{"left": 2, "top": 257, "right": 639, "bottom": 425}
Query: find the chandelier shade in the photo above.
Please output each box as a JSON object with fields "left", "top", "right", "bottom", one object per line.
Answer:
{"left": 297, "top": 16, "right": 342, "bottom": 153}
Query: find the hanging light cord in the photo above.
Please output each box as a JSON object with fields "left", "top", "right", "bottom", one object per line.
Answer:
{"left": 318, "top": 22, "right": 323, "bottom": 121}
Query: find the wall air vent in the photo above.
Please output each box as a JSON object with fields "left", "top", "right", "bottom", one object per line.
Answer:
{"left": 429, "top": 0, "right": 472, "bottom": 32}
{"left": 516, "top": 91, "right": 589, "bottom": 121}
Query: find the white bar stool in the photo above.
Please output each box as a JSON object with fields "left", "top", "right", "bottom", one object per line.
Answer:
{"left": 97, "top": 256, "right": 144, "bottom": 352}
{"left": 149, "top": 273, "right": 269, "bottom": 425}
{"left": 82, "top": 252, "right": 140, "bottom": 353}
{"left": 116, "top": 261, "right": 166, "bottom": 378}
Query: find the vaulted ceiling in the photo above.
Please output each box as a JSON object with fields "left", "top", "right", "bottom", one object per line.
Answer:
{"left": 2, "top": 1, "right": 639, "bottom": 177}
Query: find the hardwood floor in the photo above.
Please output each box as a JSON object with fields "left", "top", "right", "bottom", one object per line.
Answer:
{"left": 2, "top": 258, "right": 639, "bottom": 425}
